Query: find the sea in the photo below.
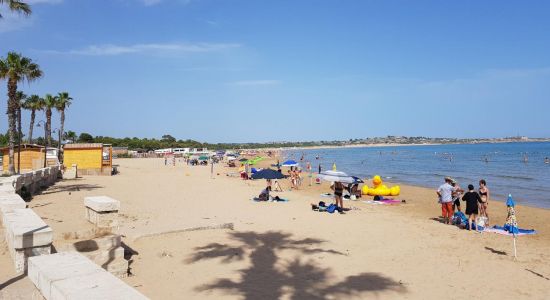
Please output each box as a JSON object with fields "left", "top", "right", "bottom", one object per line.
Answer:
{"left": 284, "top": 142, "right": 550, "bottom": 209}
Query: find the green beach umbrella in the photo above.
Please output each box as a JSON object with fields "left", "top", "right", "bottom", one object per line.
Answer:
{"left": 198, "top": 156, "right": 209, "bottom": 161}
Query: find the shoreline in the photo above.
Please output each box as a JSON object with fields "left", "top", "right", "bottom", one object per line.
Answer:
{"left": 256, "top": 139, "right": 550, "bottom": 151}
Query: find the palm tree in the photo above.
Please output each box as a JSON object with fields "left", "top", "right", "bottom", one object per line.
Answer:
{"left": 64, "top": 130, "right": 77, "bottom": 143}
{"left": 15, "top": 91, "right": 25, "bottom": 173}
{"left": 55, "top": 92, "right": 72, "bottom": 149}
{"left": 22, "top": 94, "right": 44, "bottom": 144}
{"left": 0, "top": 0, "right": 31, "bottom": 18}
{"left": 0, "top": 52, "right": 42, "bottom": 175}
{"left": 43, "top": 94, "right": 57, "bottom": 147}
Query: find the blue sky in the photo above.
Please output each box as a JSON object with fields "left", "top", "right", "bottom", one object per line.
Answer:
{"left": 1, "top": 0, "right": 549, "bottom": 142}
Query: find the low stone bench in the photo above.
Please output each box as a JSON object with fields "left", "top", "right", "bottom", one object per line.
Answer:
{"left": 0, "top": 193, "right": 27, "bottom": 224}
{"left": 3, "top": 208, "right": 53, "bottom": 272}
{"left": 63, "top": 164, "right": 78, "bottom": 180}
{"left": 0, "top": 183, "right": 16, "bottom": 194}
{"left": 84, "top": 196, "right": 120, "bottom": 228}
{"left": 28, "top": 252, "right": 148, "bottom": 300}
{"left": 58, "top": 234, "right": 128, "bottom": 278}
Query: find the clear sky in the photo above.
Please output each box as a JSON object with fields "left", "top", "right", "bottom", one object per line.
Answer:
{"left": 1, "top": 0, "right": 549, "bottom": 142}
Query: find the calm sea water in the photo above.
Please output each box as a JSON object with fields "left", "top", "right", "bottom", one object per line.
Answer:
{"left": 284, "top": 142, "right": 550, "bottom": 209}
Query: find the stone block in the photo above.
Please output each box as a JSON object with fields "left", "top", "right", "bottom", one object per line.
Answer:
{"left": 0, "top": 194, "right": 26, "bottom": 224}
{"left": 50, "top": 269, "right": 148, "bottom": 300}
{"left": 85, "top": 207, "right": 118, "bottom": 228}
{"left": 0, "top": 184, "right": 16, "bottom": 194}
{"left": 3, "top": 208, "right": 53, "bottom": 249}
{"left": 104, "top": 257, "right": 129, "bottom": 278}
{"left": 12, "top": 244, "right": 51, "bottom": 273}
{"left": 28, "top": 252, "right": 105, "bottom": 300}
{"left": 86, "top": 246, "right": 124, "bottom": 266}
{"left": 84, "top": 196, "right": 120, "bottom": 212}
{"left": 59, "top": 234, "right": 121, "bottom": 252}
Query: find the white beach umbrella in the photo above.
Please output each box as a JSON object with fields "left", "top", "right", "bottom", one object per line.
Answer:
{"left": 317, "top": 170, "right": 355, "bottom": 184}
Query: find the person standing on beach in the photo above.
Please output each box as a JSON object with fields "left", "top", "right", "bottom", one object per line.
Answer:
{"left": 437, "top": 177, "right": 456, "bottom": 224}
{"left": 451, "top": 180, "right": 464, "bottom": 212}
{"left": 462, "top": 184, "right": 482, "bottom": 231}
{"left": 306, "top": 161, "right": 312, "bottom": 186}
{"left": 479, "top": 179, "right": 490, "bottom": 225}
{"left": 318, "top": 163, "right": 322, "bottom": 174}
{"left": 331, "top": 181, "right": 345, "bottom": 213}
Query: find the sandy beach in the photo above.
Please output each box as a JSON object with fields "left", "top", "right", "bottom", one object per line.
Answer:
{"left": 1, "top": 157, "right": 549, "bottom": 299}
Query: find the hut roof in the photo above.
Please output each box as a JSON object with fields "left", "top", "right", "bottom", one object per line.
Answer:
{"left": 64, "top": 143, "right": 104, "bottom": 149}
{"left": 0, "top": 144, "right": 45, "bottom": 151}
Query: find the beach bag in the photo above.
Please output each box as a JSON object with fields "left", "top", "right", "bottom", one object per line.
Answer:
{"left": 452, "top": 212, "right": 467, "bottom": 226}
{"left": 326, "top": 204, "right": 337, "bottom": 214}
{"left": 476, "top": 216, "right": 488, "bottom": 228}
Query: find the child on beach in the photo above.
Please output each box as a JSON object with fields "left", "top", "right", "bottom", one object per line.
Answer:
{"left": 462, "top": 184, "right": 482, "bottom": 231}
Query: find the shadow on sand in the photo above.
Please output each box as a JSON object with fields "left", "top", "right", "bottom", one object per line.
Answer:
{"left": 40, "top": 183, "right": 104, "bottom": 195}
{"left": 186, "top": 230, "right": 406, "bottom": 300}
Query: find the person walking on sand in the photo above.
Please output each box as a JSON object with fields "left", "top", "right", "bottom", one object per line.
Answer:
{"left": 462, "top": 184, "right": 482, "bottom": 231}
{"left": 479, "top": 179, "right": 490, "bottom": 225}
{"left": 437, "top": 177, "right": 457, "bottom": 224}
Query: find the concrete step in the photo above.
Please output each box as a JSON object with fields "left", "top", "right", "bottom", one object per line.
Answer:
{"left": 28, "top": 252, "right": 147, "bottom": 300}
{"left": 58, "top": 234, "right": 121, "bottom": 252}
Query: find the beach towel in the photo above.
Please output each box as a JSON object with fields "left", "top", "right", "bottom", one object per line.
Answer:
{"left": 483, "top": 226, "right": 537, "bottom": 236}
{"left": 326, "top": 203, "right": 337, "bottom": 213}
{"left": 252, "top": 197, "right": 289, "bottom": 202}
{"left": 362, "top": 199, "right": 401, "bottom": 205}
{"left": 452, "top": 211, "right": 468, "bottom": 226}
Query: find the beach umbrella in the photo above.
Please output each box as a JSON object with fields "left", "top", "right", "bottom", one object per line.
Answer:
{"left": 281, "top": 160, "right": 299, "bottom": 167}
{"left": 198, "top": 156, "right": 209, "bottom": 161}
{"left": 351, "top": 176, "right": 364, "bottom": 184}
{"left": 504, "top": 194, "right": 519, "bottom": 259}
{"left": 251, "top": 169, "right": 285, "bottom": 180}
{"left": 239, "top": 158, "right": 249, "bottom": 162}
{"left": 317, "top": 170, "right": 356, "bottom": 184}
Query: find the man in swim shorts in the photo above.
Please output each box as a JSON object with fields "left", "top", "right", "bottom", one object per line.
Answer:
{"left": 437, "top": 177, "right": 457, "bottom": 224}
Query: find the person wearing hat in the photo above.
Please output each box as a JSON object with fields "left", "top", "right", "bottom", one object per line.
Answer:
{"left": 437, "top": 177, "right": 458, "bottom": 224}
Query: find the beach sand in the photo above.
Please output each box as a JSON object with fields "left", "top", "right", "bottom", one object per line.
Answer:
{"left": 1, "top": 157, "right": 549, "bottom": 299}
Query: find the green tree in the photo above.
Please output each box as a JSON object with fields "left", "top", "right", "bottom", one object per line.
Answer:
{"left": 22, "top": 94, "right": 44, "bottom": 143}
{"left": 42, "top": 94, "right": 57, "bottom": 147}
{"left": 0, "top": 52, "right": 42, "bottom": 174}
{"left": 78, "top": 132, "right": 94, "bottom": 143}
{"left": 0, "top": 0, "right": 31, "bottom": 18}
{"left": 55, "top": 92, "right": 72, "bottom": 149}
{"left": 64, "top": 130, "right": 77, "bottom": 143}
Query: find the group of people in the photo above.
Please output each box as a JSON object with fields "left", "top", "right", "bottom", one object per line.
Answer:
{"left": 437, "top": 177, "right": 490, "bottom": 230}
{"left": 288, "top": 167, "right": 302, "bottom": 189}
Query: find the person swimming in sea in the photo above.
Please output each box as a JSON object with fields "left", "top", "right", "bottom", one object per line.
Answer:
{"left": 545, "top": 157, "right": 549, "bottom": 164}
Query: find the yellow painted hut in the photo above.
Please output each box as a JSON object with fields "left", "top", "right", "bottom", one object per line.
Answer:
{"left": 0, "top": 144, "right": 47, "bottom": 174}
{"left": 63, "top": 143, "right": 112, "bottom": 175}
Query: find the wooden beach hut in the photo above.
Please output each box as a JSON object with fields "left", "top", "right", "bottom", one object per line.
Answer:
{"left": 63, "top": 143, "right": 113, "bottom": 175}
{"left": 0, "top": 144, "right": 47, "bottom": 174}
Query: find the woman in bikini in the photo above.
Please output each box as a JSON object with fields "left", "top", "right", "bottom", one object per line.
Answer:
{"left": 479, "top": 179, "right": 490, "bottom": 225}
